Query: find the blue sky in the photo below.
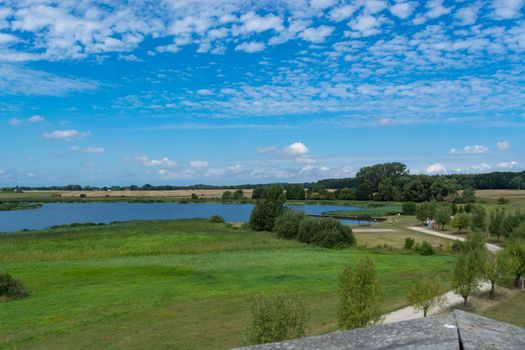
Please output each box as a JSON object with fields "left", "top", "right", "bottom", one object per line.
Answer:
{"left": 0, "top": 0, "right": 524, "bottom": 186}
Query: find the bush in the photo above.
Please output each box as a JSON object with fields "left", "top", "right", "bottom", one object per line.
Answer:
{"left": 297, "top": 217, "right": 355, "bottom": 248}
{"left": 418, "top": 241, "right": 435, "bottom": 256}
{"left": 402, "top": 202, "right": 417, "bottom": 215}
{"left": 209, "top": 214, "right": 225, "bottom": 223}
{"left": 497, "top": 197, "right": 509, "bottom": 205}
{"left": 0, "top": 272, "right": 30, "bottom": 300}
{"left": 404, "top": 237, "right": 415, "bottom": 250}
{"left": 273, "top": 210, "right": 306, "bottom": 240}
{"left": 249, "top": 185, "right": 285, "bottom": 231}
{"left": 337, "top": 258, "right": 382, "bottom": 329}
{"left": 245, "top": 294, "right": 306, "bottom": 345}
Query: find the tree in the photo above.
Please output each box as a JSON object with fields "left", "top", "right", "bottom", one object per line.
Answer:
{"left": 507, "top": 239, "right": 525, "bottom": 288}
{"left": 509, "top": 176, "right": 524, "bottom": 190}
{"left": 430, "top": 177, "right": 459, "bottom": 201}
{"left": 245, "top": 294, "right": 306, "bottom": 345}
{"left": 232, "top": 189, "right": 245, "bottom": 200}
{"left": 488, "top": 207, "right": 506, "bottom": 241}
{"left": 249, "top": 185, "right": 285, "bottom": 231}
{"left": 285, "top": 184, "right": 306, "bottom": 200}
{"left": 251, "top": 187, "right": 265, "bottom": 199}
{"left": 460, "top": 187, "right": 476, "bottom": 203}
{"left": 273, "top": 209, "right": 306, "bottom": 240}
{"left": 452, "top": 250, "right": 484, "bottom": 305}
{"left": 482, "top": 250, "right": 517, "bottom": 299}
{"left": 402, "top": 202, "right": 417, "bottom": 215}
{"left": 403, "top": 177, "right": 431, "bottom": 202}
{"left": 355, "top": 180, "right": 374, "bottom": 200}
{"left": 336, "top": 188, "right": 356, "bottom": 200}
{"left": 407, "top": 277, "right": 446, "bottom": 317}
{"left": 222, "top": 191, "right": 232, "bottom": 200}
{"left": 469, "top": 205, "right": 487, "bottom": 233}
{"left": 337, "top": 258, "right": 382, "bottom": 329}
{"left": 415, "top": 202, "right": 437, "bottom": 224}
{"left": 452, "top": 212, "right": 470, "bottom": 232}
{"left": 435, "top": 206, "right": 452, "bottom": 230}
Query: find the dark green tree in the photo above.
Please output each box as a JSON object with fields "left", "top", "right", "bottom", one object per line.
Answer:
{"left": 249, "top": 185, "right": 286, "bottom": 231}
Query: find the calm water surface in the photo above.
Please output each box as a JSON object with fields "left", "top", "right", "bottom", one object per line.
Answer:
{"left": 0, "top": 202, "right": 363, "bottom": 233}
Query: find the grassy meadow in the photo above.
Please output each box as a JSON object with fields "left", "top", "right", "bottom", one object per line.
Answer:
{"left": 0, "top": 219, "right": 455, "bottom": 349}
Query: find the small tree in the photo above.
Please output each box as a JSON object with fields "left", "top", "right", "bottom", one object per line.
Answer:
{"left": 452, "top": 251, "right": 483, "bottom": 305}
{"left": 232, "top": 189, "right": 245, "bottom": 200}
{"left": 245, "top": 294, "right": 306, "bottom": 345}
{"left": 508, "top": 239, "right": 525, "bottom": 288}
{"left": 469, "top": 205, "right": 487, "bottom": 233}
{"left": 452, "top": 212, "right": 470, "bottom": 232}
{"left": 407, "top": 277, "right": 446, "bottom": 317}
{"left": 221, "top": 191, "right": 232, "bottom": 200}
{"left": 404, "top": 237, "right": 415, "bottom": 250}
{"left": 249, "top": 185, "right": 285, "bottom": 231}
{"left": 435, "top": 206, "right": 452, "bottom": 230}
{"left": 0, "top": 272, "right": 30, "bottom": 300}
{"left": 489, "top": 207, "right": 506, "bottom": 241}
{"left": 482, "top": 250, "right": 518, "bottom": 299}
{"left": 273, "top": 209, "right": 306, "bottom": 240}
{"left": 337, "top": 258, "right": 383, "bottom": 329}
{"left": 209, "top": 214, "right": 225, "bottom": 223}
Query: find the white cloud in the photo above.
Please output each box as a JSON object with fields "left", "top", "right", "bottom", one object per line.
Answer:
{"left": 300, "top": 25, "right": 334, "bottom": 43}
{"left": 425, "top": 0, "right": 451, "bottom": 19}
{"left": 329, "top": 4, "right": 357, "bottom": 22}
{"left": 143, "top": 157, "right": 177, "bottom": 168}
{"left": 390, "top": 2, "right": 415, "bottom": 19}
{"left": 196, "top": 89, "right": 213, "bottom": 96}
{"left": 471, "top": 163, "right": 492, "bottom": 172}
{"left": 296, "top": 156, "right": 317, "bottom": 165}
{"left": 347, "top": 15, "right": 384, "bottom": 37}
{"left": 497, "top": 161, "right": 519, "bottom": 169}
{"left": 235, "top": 41, "right": 265, "bottom": 53}
{"left": 227, "top": 164, "right": 243, "bottom": 173}
{"left": 43, "top": 129, "right": 89, "bottom": 140}
{"left": 190, "top": 160, "right": 208, "bottom": 168}
{"left": 257, "top": 146, "right": 277, "bottom": 154}
{"left": 497, "top": 141, "right": 511, "bottom": 150}
{"left": 9, "top": 118, "right": 21, "bottom": 126}
{"left": 283, "top": 142, "right": 309, "bottom": 156}
{"left": 448, "top": 145, "right": 489, "bottom": 154}
{"left": 84, "top": 147, "right": 105, "bottom": 154}
{"left": 492, "top": 0, "right": 525, "bottom": 19}
{"left": 28, "top": 115, "right": 44, "bottom": 123}
{"left": 238, "top": 12, "right": 284, "bottom": 35}
{"left": 454, "top": 3, "right": 481, "bottom": 25}
{"left": 426, "top": 163, "right": 446, "bottom": 173}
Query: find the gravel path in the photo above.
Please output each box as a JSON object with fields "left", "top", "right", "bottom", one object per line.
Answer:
{"left": 381, "top": 226, "right": 501, "bottom": 324}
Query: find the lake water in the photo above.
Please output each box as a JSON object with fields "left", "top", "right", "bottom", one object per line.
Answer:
{"left": 0, "top": 202, "right": 363, "bottom": 233}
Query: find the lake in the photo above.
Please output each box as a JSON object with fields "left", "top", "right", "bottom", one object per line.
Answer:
{"left": 0, "top": 202, "right": 363, "bottom": 233}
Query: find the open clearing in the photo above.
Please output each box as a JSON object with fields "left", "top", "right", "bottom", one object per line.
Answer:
{"left": 0, "top": 220, "right": 454, "bottom": 350}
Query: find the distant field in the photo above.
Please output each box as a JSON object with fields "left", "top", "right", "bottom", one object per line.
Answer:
{"left": 0, "top": 189, "right": 254, "bottom": 202}
{"left": 476, "top": 189, "right": 525, "bottom": 199}
{"left": 0, "top": 220, "right": 454, "bottom": 350}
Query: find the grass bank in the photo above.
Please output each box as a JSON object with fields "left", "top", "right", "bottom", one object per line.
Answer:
{"left": 0, "top": 219, "right": 454, "bottom": 349}
{"left": 0, "top": 202, "right": 41, "bottom": 211}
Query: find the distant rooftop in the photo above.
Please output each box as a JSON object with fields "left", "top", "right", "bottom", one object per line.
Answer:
{"left": 237, "top": 310, "right": 525, "bottom": 350}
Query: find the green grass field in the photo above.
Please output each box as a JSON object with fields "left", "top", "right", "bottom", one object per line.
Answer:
{"left": 0, "top": 220, "right": 455, "bottom": 349}
{"left": 479, "top": 292, "right": 525, "bottom": 328}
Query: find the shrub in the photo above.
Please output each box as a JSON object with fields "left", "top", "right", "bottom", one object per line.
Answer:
{"left": 337, "top": 258, "right": 382, "bottom": 329}
{"left": 297, "top": 217, "right": 355, "bottom": 248}
{"left": 0, "top": 272, "right": 30, "bottom": 300}
{"left": 209, "top": 214, "right": 225, "bottom": 223}
{"left": 407, "top": 277, "right": 446, "bottom": 317}
{"left": 249, "top": 185, "right": 285, "bottom": 231}
{"left": 498, "top": 197, "right": 509, "bottom": 205}
{"left": 451, "top": 240, "right": 464, "bottom": 253}
{"left": 402, "top": 202, "right": 417, "bottom": 215}
{"left": 273, "top": 210, "right": 306, "bottom": 240}
{"left": 418, "top": 241, "right": 435, "bottom": 256}
{"left": 79, "top": 193, "right": 87, "bottom": 198}
{"left": 404, "top": 237, "right": 415, "bottom": 250}
{"left": 245, "top": 294, "right": 306, "bottom": 345}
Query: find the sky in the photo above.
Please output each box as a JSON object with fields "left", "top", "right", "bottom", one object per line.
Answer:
{"left": 0, "top": 0, "right": 524, "bottom": 186}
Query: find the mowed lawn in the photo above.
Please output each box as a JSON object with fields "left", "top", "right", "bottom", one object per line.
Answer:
{"left": 0, "top": 220, "right": 454, "bottom": 349}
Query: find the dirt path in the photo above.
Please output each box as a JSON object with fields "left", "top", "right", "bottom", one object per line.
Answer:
{"left": 352, "top": 228, "right": 398, "bottom": 233}
{"left": 407, "top": 226, "right": 502, "bottom": 253}
{"left": 381, "top": 226, "right": 501, "bottom": 324}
